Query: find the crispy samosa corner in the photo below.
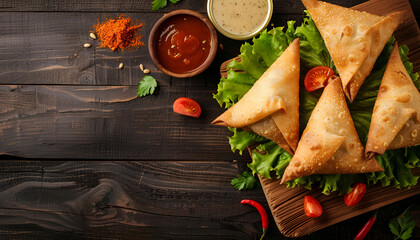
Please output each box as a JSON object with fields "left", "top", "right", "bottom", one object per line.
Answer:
{"left": 212, "top": 38, "right": 300, "bottom": 153}
{"left": 301, "top": 0, "right": 404, "bottom": 102}
{"left": 281, "top": 76, "right": 383, "bottom": 183}
{"left": 365, "top": 43, "right": 420, "bottom": 159}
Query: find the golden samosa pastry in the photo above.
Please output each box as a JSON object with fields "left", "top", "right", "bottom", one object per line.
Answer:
{"left": 301, "top": 0, "right": 404, "bottom": 102}
{"left": 281, "top": 76, "right": 383, "bottom": 183}
{"left": 212, "top": 38, "right": 300, "bottom": 153}
{"left": 365, "top": 43, "right": 420, "bottom": 159}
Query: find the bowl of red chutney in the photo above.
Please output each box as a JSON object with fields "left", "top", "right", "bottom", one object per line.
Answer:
{"left": 148, "top": 9, "right": 218, "bottom": 78}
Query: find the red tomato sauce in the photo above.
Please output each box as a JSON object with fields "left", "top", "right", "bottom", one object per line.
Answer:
{"left": 155, "top": 14, "right": 211, "bottom": 74}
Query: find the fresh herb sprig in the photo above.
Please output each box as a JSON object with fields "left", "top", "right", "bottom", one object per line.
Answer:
{"left": 137, "top": 75, "right": 158, "bottom": 97}
{"left": 152, "top": 0, "right": 181, "bottom": 11}
{"left": 231, "top": 171, "right": 260, "bottom": 191}
{"left": 389, "top": 207, "right": 416, "bottom": 240}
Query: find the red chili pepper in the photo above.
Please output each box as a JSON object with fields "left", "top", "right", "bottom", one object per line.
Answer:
{"left": 241, "top": 199, "right": 269, "bottom": 240}
{"left": 354, "top": 209, "right": 378, "bottom": 240}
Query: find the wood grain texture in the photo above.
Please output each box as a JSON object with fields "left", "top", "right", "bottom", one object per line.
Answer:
{"left": 0, "top": 0, "right": 375, "bottom": 13}
{"left": 259, "top": 170, "right": 420, "bottom": 237}
{"left": 0, "top": 0, "right": 419, "bottom": 239}
{"left": 0, "top": 7, "right": 417, "bottom": 86}
{"left": 0, "top": 160, "right": 263, "bottom": 240}
{"left": 0, "top": 12, "right": 169, "bottom": 86}
{"left": 0, "top": 159, "right": 418, "bottom": 240}
{"left": 0, "top": 12, "right": 308, "bottom": 86}
{"left": 0, "top": 85, "right": 250, "bottom": 160}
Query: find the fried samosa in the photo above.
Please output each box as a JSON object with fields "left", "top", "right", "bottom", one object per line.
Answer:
{"left": 281, "top": 76, "right": 383, "bottom": 183}
{"left": 301, "top": 0, "right": 404, "bottom": 102}
{"left": 365, "top": 43, "right": 420, "bottom": 159}
{"left": 212, "top": 38, "right": 300, "bottom": 153}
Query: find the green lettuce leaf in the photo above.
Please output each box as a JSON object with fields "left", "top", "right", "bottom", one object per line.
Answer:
{"left": 213, "top": 70, "right": 256, "bottom": 109}
{"left": 216, "top": 12, "right": 419, "bottom": 194}
{"left": 228, "top": 127, "right": 267, "bottom": 155}
{"left": 214, "top": 25, "right": 296, "bottom": 109}
{"left": 249, "top": 141, "right": 292, "bottom": 179}
{"left": 295, "top": 11, "right": 334, "bottom": 69}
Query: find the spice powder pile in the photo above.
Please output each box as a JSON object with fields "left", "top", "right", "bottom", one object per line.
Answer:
{"left": 94, "top": 15, "right": 144, "bottom": 51}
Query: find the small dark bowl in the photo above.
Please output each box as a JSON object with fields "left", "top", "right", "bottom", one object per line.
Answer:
{"left": 148, "top": 9, "right": 218, "bottom": 78}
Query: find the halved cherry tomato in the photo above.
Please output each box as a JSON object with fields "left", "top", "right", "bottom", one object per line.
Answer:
{"left": 344, "top": 183, "right": 367, "bottom": 206}
{"left": 304, "top": 66, "right": 335, "bottom": 92}
{"left": 173, "top": 97, "right": 201, "bottom": 118}
{"left": 304, "top": 195, "right": 323, "bottom": 218}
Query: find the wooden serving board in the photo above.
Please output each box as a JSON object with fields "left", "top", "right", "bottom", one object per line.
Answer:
{"left": 220, "top": 0, "right": 420, "bottom": 237}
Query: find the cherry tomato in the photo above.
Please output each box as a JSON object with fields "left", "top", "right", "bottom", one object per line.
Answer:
{"left": 304, "top": 195, "right": 323, "bottom": 218}
{"left": 304, "top": 66, "right": 335, "bottom": 92}
{"left": 344, "top": 183, "right": 367, "bottom": 206}
{"left": 173, "top": 97, "right": 201, "bottom": 118}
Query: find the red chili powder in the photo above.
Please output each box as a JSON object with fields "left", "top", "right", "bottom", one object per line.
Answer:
{"left": 94, "top": 15, "right": 144, "bottom": 51}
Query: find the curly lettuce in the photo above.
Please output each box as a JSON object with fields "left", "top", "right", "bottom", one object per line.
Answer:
{"left": 215, "top": 12, "right": 419, "bottom": 195}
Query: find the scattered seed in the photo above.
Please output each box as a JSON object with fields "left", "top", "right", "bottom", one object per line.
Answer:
{"left": 219, "top": 44, "right": 224, "bottom": 50}
{"left": 83, "top": 43, "right": 91, "bottom": 48}
{"left": 171, "top": 45, "right": 175, "bottom": 49}
{"left": 271, "top": 23, "right": 274, "bottom": 27}
{"left": 90, "top": 32, "right": 97, "bottom": 40}
{"left": 143, "top": 69, "right": 150, "bottom": 74}
{"left": 139, "top": 64, "right": 144, "bottom": 71}
{"left": 202, "top": 40, "right": 207, "bottom": 44}
{"left": 119, "top": 63, "right": 124, "bottom": 69}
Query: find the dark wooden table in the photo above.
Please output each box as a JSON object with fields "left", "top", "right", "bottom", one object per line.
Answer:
{"left": 0, "top": 0, "right": 419, "bottom": 239}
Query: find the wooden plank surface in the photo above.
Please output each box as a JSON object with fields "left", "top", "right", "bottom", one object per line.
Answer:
{"left": 0, "top": 159, "right": 417, "bottom": 240}
{"left": 0, "top": 0, "right": 419, "bottom": 239}
{"left": 0, "top": 12, "right": 169, "bottom": 86}
{"left": 0, "top": 160, "right": 263, "bottom": 239}
{"left": 0, "top": 85, "right": 251, "bottom": 160}
{"left": 219, "top": 0, "right": 420, "bottom": 237}
{"left": 0, "top": 12, "right": 307, "bottom": 86}
{"left": 0, "top": 0, "right": 370, "bottom": 13}
{"left": 260, "top": 171, "right": 420, "bottom": 237}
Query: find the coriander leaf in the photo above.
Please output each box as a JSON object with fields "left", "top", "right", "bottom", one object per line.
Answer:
{"left": 389, "top": 207, "right": 416, "bottom": 240}
{"left": 152, "top": 0, "right": 181, "bottom": 10}
{"left": 389, "top": 220, "right": 400, "bottom": 236}
{"left": 137, "top": 75, "right": 157, "bottom": 97}
{"left": 400, "top": 228, "right": 414, "bottom": 240}
{"left": 231, "top": 171, "right": 260, "bottom": 190}
{"left": 152, "top": 0, "right": 167, "bottom": 10}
